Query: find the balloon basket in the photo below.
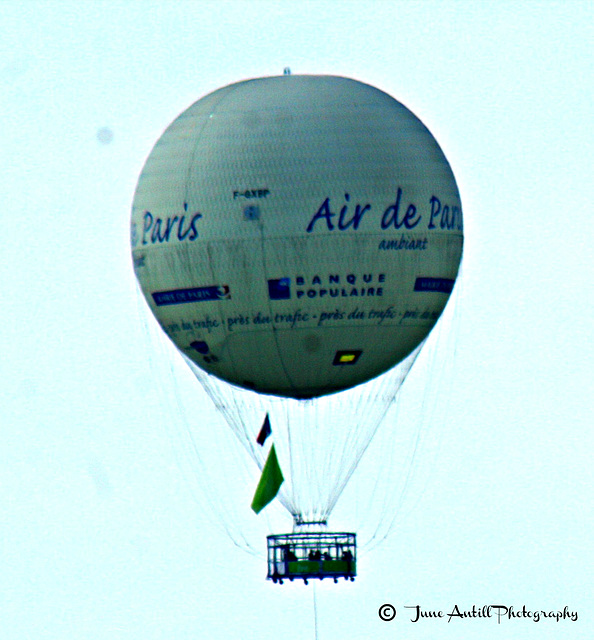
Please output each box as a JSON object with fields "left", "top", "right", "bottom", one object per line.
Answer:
{"left": 266, "top": 532, "right": 356, "bottom": 584}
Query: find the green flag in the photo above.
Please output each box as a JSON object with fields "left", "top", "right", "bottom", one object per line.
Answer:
{"left": 251, "top": 444, "right": 284, "bottom": 514}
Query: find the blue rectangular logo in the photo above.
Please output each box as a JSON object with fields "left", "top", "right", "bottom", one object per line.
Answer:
{"left": 152, "top": 285, "right": 230, "bottom": 306}
{"left": 268, "top": 278, "right": 291, "bottom": 300}
{"left": 414, "top": 277, "right": 455, "bottom": 293}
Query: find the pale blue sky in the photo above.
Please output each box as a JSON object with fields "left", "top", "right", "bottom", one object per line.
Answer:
{"left": 1, "top": 2, "right": 592, "bottom": 638}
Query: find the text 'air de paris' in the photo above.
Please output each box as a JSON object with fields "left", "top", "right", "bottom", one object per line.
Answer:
{"left": 305, "top": 188, "right": 461, "bottom": 233}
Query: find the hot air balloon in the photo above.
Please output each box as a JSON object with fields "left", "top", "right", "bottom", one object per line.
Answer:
{"left": 131, "top": 74, "right": 463, "bottom": 583}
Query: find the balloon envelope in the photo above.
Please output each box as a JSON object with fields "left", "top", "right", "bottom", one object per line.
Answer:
{"left": 131, "top": 74, "right": 463, "bottom": 399}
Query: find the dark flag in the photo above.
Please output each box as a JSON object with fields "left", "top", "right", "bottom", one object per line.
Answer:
{"left": 256, "top": 413, "right": 272, "bottom": 446}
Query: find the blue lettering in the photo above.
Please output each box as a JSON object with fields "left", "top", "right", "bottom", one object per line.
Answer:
{"left": 428, "top": 196, "right": 441, "bottom": 229}
{"left": 187, "top": 213, "right": 202, "bottom": 240}
{"left": 151, "top": 218, "right": 164, "bottom": 243}
{"left": 164, "top": 216, "right": 179, "bottom": 241}
{"left": 429, "top": 196, "right": 462, "bottom": 230}
{"left": 307, "top": 195, "right": 371, "bottom": 232}
{"left": 441, "top": 205, "right": 451, "bottom": 229}
{"left": 152, "top": 216, "right": 180, "bottom": 243}
{"left": 381, "top": 188, "right": 421, "bottom": 229}
{"left": 381, "top": 189, "right": 401, "bottom": 229}
{"left": 452, "top": 206, "right": 462, "bottom": 230}
{"left": 306, "top": 198, "right": 335, "bottom": 232}
{"left": 142, "top": 208, "right": 202, "bottom": 244}
{"left": 142, "top": 211, "right": 153, "bottom": 245}
{"left": 403, "top": 203, "right": 420, "bottom": 228}
{"left": 338, "top": 193, "right": 371, "bottom": 230}
{"left": 178, "top": 213, "right": 202, "bottom": 241}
